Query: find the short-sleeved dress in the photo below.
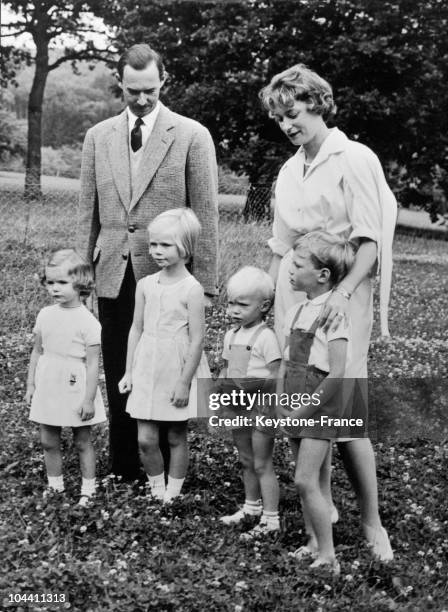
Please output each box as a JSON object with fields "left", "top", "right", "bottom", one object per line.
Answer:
{"left": 29, "top": 304, "right": 106, "bottom": 427}
{"left": 125, "top": 272, "right": 211, "bottom": 421}
{"left": 270, "top": 127, "right": 397, "bottom": 377}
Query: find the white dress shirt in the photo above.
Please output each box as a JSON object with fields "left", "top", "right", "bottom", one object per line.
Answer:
{"left": 127, "top": 103, "right": 161, "bottom": 196}
{"left": 127, "top": 103, "right": 161, "bottom": 150}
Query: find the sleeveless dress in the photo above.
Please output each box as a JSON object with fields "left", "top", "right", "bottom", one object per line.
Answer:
{"left": 125, "top": 272, "right": 211, "bottom": 421}
{"left": 29, "top": 304, "right": 106, "bottom": 427}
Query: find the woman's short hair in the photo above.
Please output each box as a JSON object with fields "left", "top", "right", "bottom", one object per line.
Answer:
{"left": 259, "top": 64, "right": 336, "bottom": 120}
{"left": 294, "top": 231, "right": 355, "bottom": 285}
{"left": 42, "top": 249, "right": 95, "bottom": 297}
{"left": 117, "top": 43, "right": 166, "bottom": 80}
{"left": 227, "top": 266, "right": 275, "bottom": 305}
{"left": 148, "top": 208, "right": 201, "bottom": 261}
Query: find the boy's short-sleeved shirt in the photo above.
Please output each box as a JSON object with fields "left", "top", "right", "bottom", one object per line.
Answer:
{"left": 282, "top": 291, "right": 351, "bottom": 373}
{"left": 222, "top": 322, "right": 282, "bottom": 378}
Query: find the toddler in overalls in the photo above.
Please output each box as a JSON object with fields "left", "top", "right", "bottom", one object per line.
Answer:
{"left": 218, "top": 267, "right": 282, "bottom": 538}
{"left": 277, "top": 231, "right": 355, "bottom": 573}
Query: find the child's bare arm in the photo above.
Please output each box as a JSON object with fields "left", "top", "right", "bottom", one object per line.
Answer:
{"left": 79, "top": 344, "right": 101, "bottom": 421}
{"left": 118, "top": 281, "right": 145, "bottom": 394}
{"left": 275, "top": 360, "right": 287, "bottom": 417}
{"left": 25, "top": 332, "right": 43, "bottom": 405}
{"left": 276, "top": 360, "right": 286, "bottom": 394}
{"left": 171, "top": 284, "right": 205, "bottom": 407}
{"left": 265, "top": 358, "right": 281, "bottom": 379}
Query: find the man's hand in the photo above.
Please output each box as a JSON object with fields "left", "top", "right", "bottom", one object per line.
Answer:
{"left": 118, "top": 373, "right": 132, "bottom": 394}
{"left": 79, "top": 399, "right": 95, "bottom": 421}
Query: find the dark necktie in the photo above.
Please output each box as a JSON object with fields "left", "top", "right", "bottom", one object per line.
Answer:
{"left": 130, "top": 117, "right": 144, "bottom": 152}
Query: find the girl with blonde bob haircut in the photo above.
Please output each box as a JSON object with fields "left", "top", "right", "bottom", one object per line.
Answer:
{"left": 120, "top": 208, "right": 210, "bottom": 503}
{"left": 147, "top": 208, "right": 201, "bottom": 262}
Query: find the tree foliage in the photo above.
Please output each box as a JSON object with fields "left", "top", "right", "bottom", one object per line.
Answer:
{"left": 2, "top": 0, "right": 114, "bottom": 198}
{"left": 101, "top": 0, "right": 448, "bottom": 215}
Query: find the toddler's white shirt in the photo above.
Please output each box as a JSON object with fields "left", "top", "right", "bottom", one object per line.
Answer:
{"left": 222, "top": 322, "right": 281, "bottom": 378}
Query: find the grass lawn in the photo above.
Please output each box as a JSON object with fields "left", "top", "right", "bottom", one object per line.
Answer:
{"left": 1, "top": 190, "right": 447, "bottom": 611}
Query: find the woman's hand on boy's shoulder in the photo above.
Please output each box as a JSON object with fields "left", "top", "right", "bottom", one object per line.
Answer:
{"left": 319, "top": 291, "right": 350, "bottom": 334}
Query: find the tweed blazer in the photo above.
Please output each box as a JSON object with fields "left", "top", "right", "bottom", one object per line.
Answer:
{"left": 76, "top": 103, "right": 218, "bottom": 298}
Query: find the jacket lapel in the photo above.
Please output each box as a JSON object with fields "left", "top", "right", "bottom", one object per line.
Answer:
{"left": 129, "top": 104, "right": 176, "bottom": 210}
{"left": 107, "top": 111, "right": 131, "bottom": 210}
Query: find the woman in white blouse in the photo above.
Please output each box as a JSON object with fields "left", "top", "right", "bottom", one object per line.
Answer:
{"left": 260, "top": 64, "right": 396, "bottom": 560}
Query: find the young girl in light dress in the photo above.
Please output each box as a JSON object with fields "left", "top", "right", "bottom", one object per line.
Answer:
{"left": 25, "top": 249, "right": 106, "bottom": 505}
{"left": 119, "top": 209, "right": 210, "bottom": 503}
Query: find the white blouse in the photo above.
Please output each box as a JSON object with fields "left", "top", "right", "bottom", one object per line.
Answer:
{"left": 269, "top": 128, "right": 397, "bottom": 337}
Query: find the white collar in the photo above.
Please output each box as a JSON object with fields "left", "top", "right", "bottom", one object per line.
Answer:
{"left": 284, "top": 127, "right": 348, "bottom": 173}
{"left": 126, "top": 102, "right": 161, "bottom": 127}
{"left": 305, "top": 290, "right": 333, "bottom": 306}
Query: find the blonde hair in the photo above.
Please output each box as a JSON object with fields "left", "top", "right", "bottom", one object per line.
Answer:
{"left": 42, "top": 249, "right": 94, "bottom": 297}
{"left": 227, "top": 266, "right": 275, "bottom": 306}
{"left": 147, "top": 208, "right": 201, "bottom": 261}
{"left": 294, "top": 232, "right": 355, "bottom": 286}
{"left": 259, "top": 64, "right": 336, "bottom": 121}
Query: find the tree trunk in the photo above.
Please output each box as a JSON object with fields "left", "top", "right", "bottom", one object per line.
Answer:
{"left": 242, "top": 183, "right": 272, "bottom": 221}
{"left": 25, "top": 23, "right": 49, "bottom": 200}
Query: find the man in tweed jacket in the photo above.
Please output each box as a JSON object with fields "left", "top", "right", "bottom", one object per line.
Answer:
{"left": 77, "top": 44, "right": 218, "bottom": 481}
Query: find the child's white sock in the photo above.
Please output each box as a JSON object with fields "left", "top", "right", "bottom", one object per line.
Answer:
{"left": 80, "top": 477, "right": 96, "bottom": 498}
{"left": 148, "top": 473, "right": 165, "bottom": 500}
{"left": 261, "top": 510, "right": 280, "bottom": 529}
{"left": 164, "top": 475, "right": 185, "bottom": 502}
{"left": 242, "top": 499, "right": 263, "bottom": 516}
{"left": 47, "top": 475, "right": 64, "bottom": 492}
